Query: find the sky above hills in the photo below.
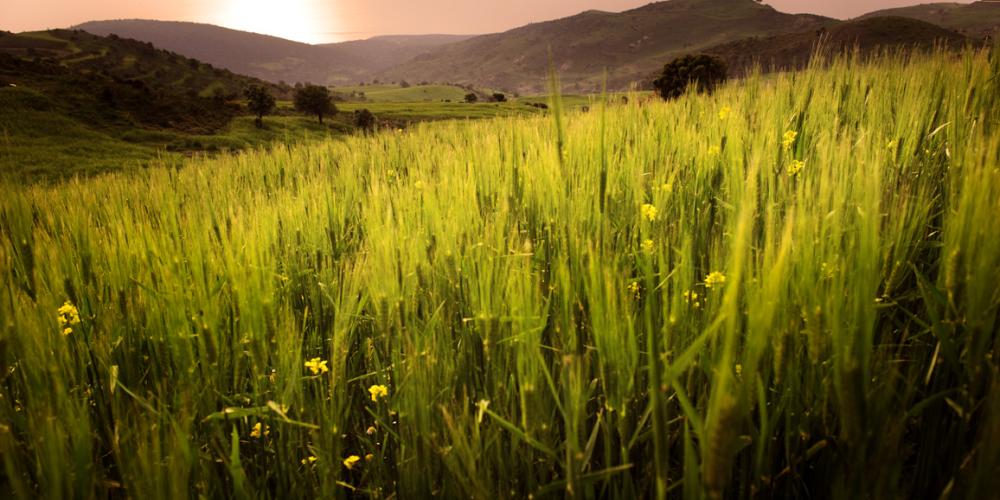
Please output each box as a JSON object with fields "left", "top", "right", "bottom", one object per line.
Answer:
{"left": 0, "top": 0, "right": 981, "bottom": 44}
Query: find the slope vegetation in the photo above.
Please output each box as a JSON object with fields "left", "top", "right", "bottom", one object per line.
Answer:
{"left": 705, "top": 17, "right": 968, "bottom": 76}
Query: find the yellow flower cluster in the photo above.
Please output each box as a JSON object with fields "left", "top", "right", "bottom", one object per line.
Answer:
{"left": 718, "top": 106, "right": 731, "bottom": 120}
{"left": 368, "top": 384, "right": 389, "bottom": 402}
{"left": 641, "top": 204, "right": 659, "bottom": 222}
{"left": 57, "top": 301, "right": 81, "bottom": 336}
{"left": 787, "top": 159, "right": 805, "bottom": 177}
{"left": 641, "top": 239, "right": 655, "bottom": 255}
{"left": 627, "top": 281, "right": 641, "bottom": 298}
{"left": 301, "top": 455, "right": 318, "bottom": 465}
{"left": 250, "top": 422, "right": 270, "bottom": 438}
{"left": 304, "top": 357, "right": 329, "bottom": 375}
{"left": 705, "top": 271, "right": 727, "bottom": 289}
{"left": 682, "top": 290, "right": 702, "bottom": 309}
{"left": 782, "top": 130, "right": 798, "bottom": 152}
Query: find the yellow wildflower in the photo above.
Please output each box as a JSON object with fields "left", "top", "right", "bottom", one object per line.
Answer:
{"left": 640, "top": 204, "right": 658, "bottom": 222}
{"left": 641, "top": 239, "right": 655, "bottom": 255}
{"left": 343, "top": 455, "right": 361, "bottom": 470}
{"left": 627, "top": 281, "right": 641, "bottom": 298}
{"left": 705, "top": 271, "right": 726, "bottom": 289}
{"left": 707, "top": 145, "right": 721, "bottom": 156}
{"left": 787, "top": 159, "right": 805, "bottom": 176}
{"left": 250, "top": 422, "right": 270, "bottom": 438}
{"left": 682, "top": 290, "right": 702, "bottom": 309}
{"left": 718, "top": 106, "right": 731, "bottom": 120}
{"left": 304, "top": 357, "right": 329, "bottom": 375}
{"left": 368, "top": 384, "right": 389, "bottom": 402}
{"left": 366, "top": 425, "right": 377, "bottom": 435}
{"left": 365, "top": 453, "right": 375, "bottom": 462}
{"left": 735, "top": 364, "right": 743, "bottom": 376}
{"left": 414, "top": 180, "right": 425, "bottom": 190}
{"left": 301, "top": 455, "right": 318, "bottom": 465}
{"left": 782, "top": 130, "right": 798, "bottom": 152}
{"left": 57, "top": 301, "right": 81, "bottom": 336}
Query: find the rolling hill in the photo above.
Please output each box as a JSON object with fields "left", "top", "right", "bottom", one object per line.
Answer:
{"left": 73, "top": 20, "right": 472, "bottom": 85}
{"left": 0, "top": 29, "right": 325, "bottom": 177}
{"left": 859, "top": 1, "right": 1000, "bottom": 39}
{"left": 704, "top": 17, "right": 969, "bottom": 77}
{"left": 378, "top": 0, "right": 835, "bottom": 93}
{"left": 0, "top": 29, "right": 289, "bottom": 132}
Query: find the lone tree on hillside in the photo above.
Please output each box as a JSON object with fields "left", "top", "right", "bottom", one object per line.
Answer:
{"left": 294, "top": 85, "right": 336, "bottom": 123}
{"left": 464, "top": 93, "right": 478, "bottom": 103}
{"left": 244, "top": 85, "right": 275, "bottom": 128}
{"left": 492, "top": 93, "right": 506, "bottom": 102}
{"left": 354, "top": 109, "right": 376, "bottom": 133}
{"left": 652, "top": 54, "right": 727, "bottom": 101}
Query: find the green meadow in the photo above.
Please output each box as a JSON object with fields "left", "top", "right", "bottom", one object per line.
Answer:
{"left": 1, "top": 46, "right": 998, "bottom": 499}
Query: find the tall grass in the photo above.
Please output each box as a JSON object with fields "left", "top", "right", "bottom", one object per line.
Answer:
{"left": 1, "top": 46, "right": 998, "bottom": 498}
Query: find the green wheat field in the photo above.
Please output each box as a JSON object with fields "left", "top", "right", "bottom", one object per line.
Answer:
{"left": 1, "top": 47, "right": 999, "bottom": 498}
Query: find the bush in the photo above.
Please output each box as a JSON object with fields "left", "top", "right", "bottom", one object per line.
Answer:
{"left": 652, "top": 54, "right": 727, "bottom": 101}
{"left": 354, "top": 109, "right": 376, "bottom": 133}
{"left": 244, "top": 85, "right": 275, "bottom": 129}
{"left": 492, "top": 93, "right": 506, "bottom": 103}
{"left": 464, "top": 93, "right": 478, "bottom": 103}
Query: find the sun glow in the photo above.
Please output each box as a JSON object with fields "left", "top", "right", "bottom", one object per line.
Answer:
{"left": 212, "top": 0, "right": 333, "bottom": 44}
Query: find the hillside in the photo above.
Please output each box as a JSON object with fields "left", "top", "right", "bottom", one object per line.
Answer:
{"left": 0, "top": 29, "right": 292, "bottom": 127}
{"left": 0, "top": 29, "right": 329, "bottom": 177}
{"left": 705, "top": 17, "right": 969, "bottom": 77}
{"left": 860, "top": 1, "right": 1000, "bottom": 39}
{"left": 73, "top": 20, "right": 472, "bottom": 85}
{"left": 379, "top": 0, "right": 834, "bottom": 93}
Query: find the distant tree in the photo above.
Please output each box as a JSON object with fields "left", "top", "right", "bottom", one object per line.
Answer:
{"left": 652, "top": 54, "right": 727, "bottom": 101}
{"left": 464, "top": 93, "right": 478, "bottom": 103}
{"left": 354, "top": 109, "right": 376, "bottom": 133}
{"left": 400, "top": 80, "right": 411, "bottom": 88}
{"left": 294, "top": 85, "right": 336, "bottom": 123}
{"left": 245, "top": 85, "right": 275, "bottom": 128}
{"left": 492, "top": 93, "right": 506, "bottom": 102}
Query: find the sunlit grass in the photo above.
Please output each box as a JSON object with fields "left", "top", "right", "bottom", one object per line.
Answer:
{"left": 1, "top": 46, "right": 998, "bottom": 498}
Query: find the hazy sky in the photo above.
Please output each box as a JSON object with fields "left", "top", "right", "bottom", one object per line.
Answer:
{"left": 0, "top": 1, "right": 981, "bottom": 44}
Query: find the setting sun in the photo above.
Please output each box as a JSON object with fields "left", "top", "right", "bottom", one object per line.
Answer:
{"left": 212, "top": 0, "right": 331, "bottom": 43}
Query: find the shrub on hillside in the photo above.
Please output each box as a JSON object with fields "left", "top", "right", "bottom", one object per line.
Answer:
{"left": 354, "top": 108, "right": 376, "bottom": 133}
{"left": 244, "top": 85, "right": 275, "bottom": 128}
{"left": 464, "top": 93, "right": 478, "bottom": 103}
{"left": 652, "top": 54, "right": 727, "bottom": 101}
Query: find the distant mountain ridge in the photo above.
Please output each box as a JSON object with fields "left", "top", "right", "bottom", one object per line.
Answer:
{"left": 859, "top": 1, "right": 1000, "bottom": 38}
{"left": 73, "top": 20, "right": 473, "bottom": 85}
{"left": 378, "top": 0, "right": 835, "bottom": 92}
{"left": 70, "top": 0, "right": 983, "bottom": 94}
